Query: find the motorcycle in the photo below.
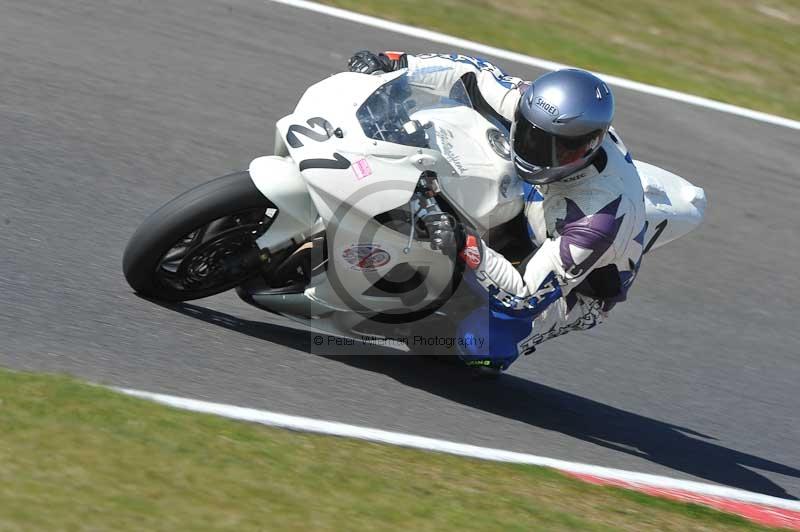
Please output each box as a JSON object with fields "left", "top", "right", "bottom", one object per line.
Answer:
{"left": 123, "top": 69, "right": 706, "bottom": 356}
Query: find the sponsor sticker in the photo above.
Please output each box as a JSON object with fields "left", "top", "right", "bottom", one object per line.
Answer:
{"left": 562, "top": 171, "right": 589, "bottom": 183}
{"left": 459, "top": 235, "right": 481, "bottom": 270}
{"left": 436, "top": 128, "right": 467, "bottom": 174}
{"left": 341, "top": 244, "right": 391, "bottom": 271}
{"left": 534, "top": 96, "right": 559, "bottom": 116}
{"left": 352, "top": 158, "right": 372, "bottom": 180}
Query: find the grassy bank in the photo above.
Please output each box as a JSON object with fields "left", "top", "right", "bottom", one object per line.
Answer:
{"left": 0, "top": 369, "right": 775, "bottom": 530}
{"left": 322, "top": 0, "right": 800, "bottom": 120}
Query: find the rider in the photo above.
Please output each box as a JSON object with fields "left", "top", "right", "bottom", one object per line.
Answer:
{"left": 348, "top": 51, "right": 647, "bottom": 373}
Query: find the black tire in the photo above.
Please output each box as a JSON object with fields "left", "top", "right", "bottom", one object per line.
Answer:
{"left": 123, "top": 171, "right": 274, "bottom": 302}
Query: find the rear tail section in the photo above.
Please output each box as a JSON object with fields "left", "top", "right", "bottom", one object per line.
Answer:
{"left": 634, "top": 160, "right": 706, "bottom": 252}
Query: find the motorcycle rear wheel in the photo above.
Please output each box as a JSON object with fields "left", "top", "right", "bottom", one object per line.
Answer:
{"left": 123, "top": 171, "right": 276, "bottom": 302}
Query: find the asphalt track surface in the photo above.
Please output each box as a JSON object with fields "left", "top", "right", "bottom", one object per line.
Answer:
{"left": 2, "top": 0, "right": 799, "bottom": 500}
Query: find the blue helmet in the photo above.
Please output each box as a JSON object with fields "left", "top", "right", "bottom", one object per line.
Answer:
{"left": 511, "top": 69, "right": 614, "bottom": 185}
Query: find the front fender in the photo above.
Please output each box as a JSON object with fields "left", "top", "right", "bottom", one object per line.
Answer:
{"left": 248, "top": 156, "right": 319, "bottom": 250}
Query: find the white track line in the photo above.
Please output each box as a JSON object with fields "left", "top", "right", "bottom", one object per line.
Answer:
{"left": 117, "top": 387, "right": 800, "bottom": 512}
{"left": 268, "top": 0, "right": 800, "bottom": 131}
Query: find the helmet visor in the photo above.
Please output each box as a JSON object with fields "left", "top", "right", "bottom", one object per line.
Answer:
{"left": 512, "top": 109, "right": 603, "bottom": 169}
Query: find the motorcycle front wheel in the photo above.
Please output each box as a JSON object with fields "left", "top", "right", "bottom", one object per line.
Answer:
{"left": 122, "top": 171, "right": 276, "bottom": 302}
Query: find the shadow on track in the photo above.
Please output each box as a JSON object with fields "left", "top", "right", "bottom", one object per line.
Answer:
{"left": 160, "top": 300, "right": 800, "bottom": 500}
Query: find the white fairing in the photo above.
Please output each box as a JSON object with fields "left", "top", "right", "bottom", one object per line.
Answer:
{"left": 250, "top": 71, "right": 528, "bottom": 316}
{"left": 274, "top": 71, "right": 521, "bottom": 232}
{"left": 278, "top": 72, "right": 420, "bottom": 223}
{"left": 412, "top": 105, "right": 523, "bottom": 232}
{"left": 634, "top": 160, "right": 706, "bottom": 250}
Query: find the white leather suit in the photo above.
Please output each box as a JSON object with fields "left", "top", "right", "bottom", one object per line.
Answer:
{"left": 404, "top": 53, "right": 648, "bottom": 368}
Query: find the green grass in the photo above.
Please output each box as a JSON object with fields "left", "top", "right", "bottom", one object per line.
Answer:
{"left": 0, "top": 369, "right": 778, "bottom": 531}
{"left": 321, "top": 0, "right": 800, "bottom": 120}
